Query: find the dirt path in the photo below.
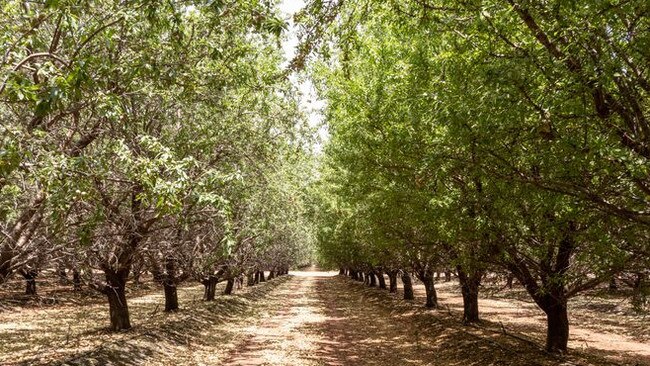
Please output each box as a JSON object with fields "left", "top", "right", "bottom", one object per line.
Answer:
{"left": 1, "top": 271, "right": 646, "bottom": 365}
{"left": 219, "top": 271, "right": 637, "bottom": 366}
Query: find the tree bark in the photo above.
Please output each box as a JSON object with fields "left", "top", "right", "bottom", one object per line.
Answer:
{"left": 339, "top": 267, "right": 345, "bottom": 275}
{"left": 247, "top": 272, "right": 255, "bottom": 286}
{"left": 457, "top": 267, "right": 481, "bottom": 323}
{"left": 402, "top": 272, "right": 415, "bottom": 300}
{"left": 104, "top": 270, "right": 131, "bottom": 331}
{"left": 259, "top": 270, "right": 266, "bottom": 282}
{"left": 444, "top": 270, "right": 451, "bottom": 282}
{"left": 163, "top": 256, "right": 179, "bottom": 312}
{"left": 202, "top": 276, "right": 218, "bottom": 301}
{"left": 268, "top": 270, "right": 275, "bottom": 280}
{"left": 417, "top": 270, "right": 438, "bottom": 308}
{"left": 22, "top": 270, "right": 37, "bottom": 296}
{"left": 58, "top": 266, "right": 67, "bottom": 284}
{"left": 163, "top": 281, "right": 178, "bottom": 311}
{"left": 72, "top": 268, "right": 82, "bottom": 291}
{"left": 388, "top": 270, "right": 398, "bottom": 293}
{"left": 544, "top": 300, "right": 569, "bottom": 353}
{"left": 368, "top": 272, "right": 377, "bottom": 287}
{"left": 224, "top": 278, "right": 235, "bottom": 295}
{"left": 377, "top": 271, "right": 386, "bottom": 289}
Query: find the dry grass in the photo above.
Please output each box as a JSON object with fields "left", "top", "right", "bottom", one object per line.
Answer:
{"left": 0, "top": 275, "right": 291, "bottom": 366}
{"left": 1, "top": 272, "right": 648, "bottom": 366}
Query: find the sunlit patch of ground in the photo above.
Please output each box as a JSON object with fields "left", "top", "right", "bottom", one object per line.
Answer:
{"left": 0, "top": 275, "right": 292, "bottom": 365}
{"left": 1, "top": 270, "right": 647, "bottom": 366}
{"left": 383, "top": 276, "right": 650, "bottom": 366}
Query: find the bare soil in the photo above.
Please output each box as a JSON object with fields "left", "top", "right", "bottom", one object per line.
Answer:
{"left": 0, "top": 270, "right": 648, "bottom": 365}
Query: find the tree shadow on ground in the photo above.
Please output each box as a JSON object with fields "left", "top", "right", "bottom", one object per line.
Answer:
{"left": 10, "top": 276, "right": 291, "bottom": 366}
{"left": 305, "top": 276, "right": 633, "bottom": 366}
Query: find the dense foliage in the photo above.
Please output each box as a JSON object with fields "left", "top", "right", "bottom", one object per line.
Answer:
{"left": 1, "top": 0, "right": 314, "bottom": 330}
{"left": 304, "top": 0, "right": 650, "bottom": 353}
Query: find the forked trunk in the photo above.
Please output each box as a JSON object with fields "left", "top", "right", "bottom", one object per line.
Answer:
{"left": 402, "top": 272, "right": 414, "bottom": 300}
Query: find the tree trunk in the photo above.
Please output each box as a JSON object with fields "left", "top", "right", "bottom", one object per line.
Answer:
{"left": 224, "top": 278, "right": 235, "bottom": 295}
{"left": 104, "top": 270, "right": 131, "bottom": 331}
{"left": 377, "top": 271, "right": 386, "bottom": 289}
{"left": 457, "top": 267, "right": 481, "bottom": 323}
{"left": 388, "top": 271, "right": 398, "bottom": 293}
{"left": 506, "top": 274, "right": 514, "bottom": 289}
{"left": 23, "top": 270, "right": 37, "bottom": 296}
{"left": 339, "top": 267, "right": 345, "bottom": 275}
{"left": 247, "top": 272, "right": 255, "bottom": 286}
{"left": 268, "top": 270, "right": 275, "bottom": 280}
{"left": 368, "top": 272, "right": 377, "bottom": 287}
{"left": 163, "top": 281, "right": 178, "bottom": 311}
{"left": 58, "top": 266, "right": 68, "bottom": 284}
{"left": 418, "top": 271, "right": 438, "bottom": 308}
{"left": 632, "top": 273, "right": 648, "bottom": 311}
{"left": 608, "top": 277, "right": 617, "bottom": 291}
{"left": 254, "top": 271, "right": 260, "bottom": 284}
{"left": 259, "top": 271, "right": 266, "bottom": 282}
{"left": 543, "top": 300, "right": 569, "bottom": 353}
{"left": 402, "top": 272, "right": 414, "bottom": 300}
{"left": 203, "top": 276, "right": 218, "bottom": 301}
{"left": 444, "top": 270, "right": 451, "bottom": 282}
{"left": 73, "top": 268, "right": 82, "bottom": 291}
{"left": 163, "top": 256, "right": 179, "bottom": 312}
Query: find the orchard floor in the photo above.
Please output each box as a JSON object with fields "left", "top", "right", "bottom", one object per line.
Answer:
{"left": 0, "top": 269, "right": 648, "bottom": 366}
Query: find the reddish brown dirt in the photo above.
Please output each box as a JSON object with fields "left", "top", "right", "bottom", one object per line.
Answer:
{"left": 0, "top": 271, "right": 647, "bottom": 365}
